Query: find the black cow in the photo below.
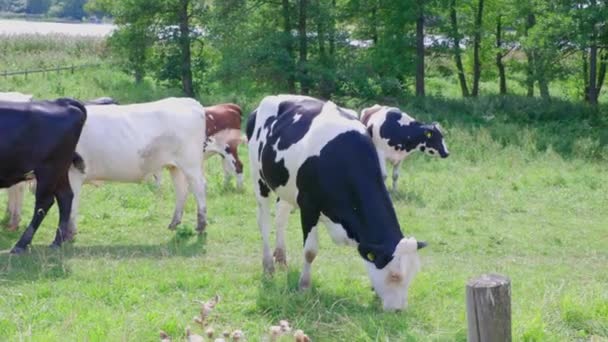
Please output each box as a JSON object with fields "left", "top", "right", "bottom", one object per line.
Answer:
{"left": 0, "top": 98, "right": 87, "bottom": 254}
{"left": 246, "top": 94, "right": 427, "bottom": 311}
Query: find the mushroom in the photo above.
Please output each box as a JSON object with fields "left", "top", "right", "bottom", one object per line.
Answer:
{"left": 269, "top": 325, "right": 282, "bottom": 341}
{"left": 159, "top": 330, "right": 171, "bottom": 342}
{"left": 231, "top": 330, "right": 244, "bottom": 341}
{"left": 293, "top": 329, "right": 310, "bottom": 342}
{"left": 279, "top": 320, "right": 292, "bottom": 333}
{"left": 186, "top": 327, "right": 204, "bottom": 342}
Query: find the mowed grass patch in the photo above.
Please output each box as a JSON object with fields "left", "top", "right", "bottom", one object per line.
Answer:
{"left": 1, "top": 126, "right": 607, "bottom": 341}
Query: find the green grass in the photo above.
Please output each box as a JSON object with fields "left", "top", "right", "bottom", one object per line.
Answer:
{"left": 1, "top": 126, "right": 607, "bottom": 341}
{"left": 1, "top": 34, "right": 607, "bottom": 341}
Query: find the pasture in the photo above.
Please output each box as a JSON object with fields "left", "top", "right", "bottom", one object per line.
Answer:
{"left": 1, "top": 34, "right": 608, "bottom": 341}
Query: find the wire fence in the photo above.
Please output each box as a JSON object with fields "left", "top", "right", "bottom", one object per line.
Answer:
{"left": 1, "top": 63, "right": 104, "bottom": 78}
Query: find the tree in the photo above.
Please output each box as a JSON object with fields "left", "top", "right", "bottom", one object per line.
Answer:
{"left": 471, "top": 0, "right": 484, "bottom": 96}
{"left": 26, "top": 0, "right": 51, "bottom": 14}
{"left": 449, "top": 0, "right": 470, "bottom": 97}
{"left": 415, "top": 0, "right": 425, "bottom": 97}
{"left": 298, "top": 0, "right": 310, "bottom": 94}
{"left": 177, "top": 0, "right": 194, "bottom": 96}
{"left": 282, "top": 0, "right": 297, "bottom": 93}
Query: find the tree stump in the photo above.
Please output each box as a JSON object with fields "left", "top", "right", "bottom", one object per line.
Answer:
{"left": 466, "top": 273, "right": 511, "bottom": 342}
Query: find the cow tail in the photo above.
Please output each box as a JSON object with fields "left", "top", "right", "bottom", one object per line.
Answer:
{"left": 72, "top": 153, "right": 86, "bottom": 173}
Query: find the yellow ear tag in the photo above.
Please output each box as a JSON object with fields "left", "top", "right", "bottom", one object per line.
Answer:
{"left": 425, "top": 131, "right": 433, "bottom": 138}
{"left": 367, "top": 252, "right": 375, "bottom": 261}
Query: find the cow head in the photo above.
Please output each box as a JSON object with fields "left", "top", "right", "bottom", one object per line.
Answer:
{"left": 364, "top": 237, "right": 427, "bottom": 311}
{"left": 419, "top": 122, "right": 449, "bottom": 158}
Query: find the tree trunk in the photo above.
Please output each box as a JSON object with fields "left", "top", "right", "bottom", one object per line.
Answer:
{"left": 415, "top": 0, "right": 425, "bottom": 97}
{"left": 371, "top": 0, "right": 378, "bottom": 45}
{"left": 583, "top": 49, "right": 589, "bottom": 101}
{"left": 298, "top": 0, "right": 309, "bottom": 95}
{"left": 282, "top": 0, "right": 296, "bottom": 93}
{"left": 496, "top": 15, "right": 506, "bottom": 94}
{"left": 538, "top": 75, "right": 550, "bottom": 99}
{"left": 317, "top": 8, "right": 329, "bottom": 99}
{"left": 587, "top": 33, "right": 599, "bottom": 104}
{"left": 450, "top": 0, "right": 469, "bottom": 97}
{"left": 525, "top": 13, "right": 535, "bottom": 97}
{"left": 178, "top": 0, "right": 194, "bottom": 97}
{"left": 597, "top": 51, "right": 607, "bottom": 97}
{"left": 471, "top": 0, "right": 484, "bottom": 97}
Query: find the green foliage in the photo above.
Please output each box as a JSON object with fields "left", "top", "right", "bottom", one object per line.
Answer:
{"left": 0, "top": 0, "right": 26, "bottom": 12}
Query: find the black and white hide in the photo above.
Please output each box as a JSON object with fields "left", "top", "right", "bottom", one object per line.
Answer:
{"left": 246, "top": 95, "right": 427, "bottom": 311}
{"left": 361, "top": 105, "right": 449, "bottom": 191}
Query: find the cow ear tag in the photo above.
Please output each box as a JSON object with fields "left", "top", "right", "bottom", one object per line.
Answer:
{"left": 425, "top": 131, "right": 433, "bottom": 138}
{"left": 367, "top": 252, "right": 375, "bottom": 261}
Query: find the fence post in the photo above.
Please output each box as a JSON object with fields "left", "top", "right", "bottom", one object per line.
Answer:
{"left": 466, "top": 273, "right": 511, "bottom": 342}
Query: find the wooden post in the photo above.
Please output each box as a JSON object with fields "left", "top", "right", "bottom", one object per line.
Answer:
{"left": 466, "top": 273, "right": 511, "bottom": 342}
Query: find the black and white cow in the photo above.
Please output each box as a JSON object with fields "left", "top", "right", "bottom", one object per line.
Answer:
{"left": 246, "top": 95, "right": 427, "bottom": 311}
{"left": 360, "top": 105, "right": 449, "bottom": 192}
{"left": 0, "top": 98, "right": 87, "bottom": 253}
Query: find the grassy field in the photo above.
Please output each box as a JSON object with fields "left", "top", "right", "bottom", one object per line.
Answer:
{"left": 1, "top": 35, "right": 607, "bottom": 341}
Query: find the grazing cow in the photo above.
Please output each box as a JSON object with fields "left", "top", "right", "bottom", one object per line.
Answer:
{"left": 0, "top": 92, "right": 33, "bottom": 231}
{"left": 0, "top": 98, "right": 87, "bottom": 254}
{"left": 152, "top": 103, "right": 245, "bottom": 189}
{"left": 204, "top": 103, "right": 245, "bottom": 189}
{"left": 247, "top": 94, "right": 427, "bottom": 311}
{"left": 361, "top": 105, "right": 449, "bottom": 191}
{"left": 63, "top": 97, "right": 208, "bottom": 238}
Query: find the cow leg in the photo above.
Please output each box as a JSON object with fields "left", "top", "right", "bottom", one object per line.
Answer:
{"left": 50, "top": 175, "right": 74, "bottom": 248}
{"left": 299, "top": 225, "right": 319, "bottom": 290}
{"left": 66, "top": 169, "right": 85, "bottom": 239}
{"left": 168, "top": 166, "right": 188, "bottom": 230}
{"left": 180, "top": 165, "right": 207, "bottom": 234}
{"left": 298, "top": 202, "right": 320, "bottom": 290}
{"left": 377, "top": 148, "right": 388, "bottom": 182}
{"left": 11, "top": 173, "right": 56, "bottom": 254}
{"left": 273, "top": 199, "right": 292, "bottom": 266}
{"left": 6, "top": 183, "right": 25, "bottom": 231}
{"left": 254, "top": 180, "right": 274, "bottom": 274}
{"left": 153, "top": 171, "right": 162, "bottom": 188}
{"left": 392, "top": 160, "right": 402, "bottom": 192}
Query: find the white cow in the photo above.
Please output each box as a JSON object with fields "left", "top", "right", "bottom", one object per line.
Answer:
{"left": 0, "top": 92, "right": 33, "bottom": 231}
{"left": 62, "top": 98, "right": 208, "bottom": 237}
{"left": 4, "top": 98, "right": 209, "bottom": 235}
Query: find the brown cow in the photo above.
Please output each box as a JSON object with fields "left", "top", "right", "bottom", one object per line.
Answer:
{"left": 152, "top": 103, "right": 245, "bottom": 189}
{"left": 205, "top": 103, "right": 245, "bottom": 189}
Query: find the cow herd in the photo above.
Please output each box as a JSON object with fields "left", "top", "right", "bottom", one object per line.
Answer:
{"left": 1, "top": 92, "right": 448, "bottom": 311}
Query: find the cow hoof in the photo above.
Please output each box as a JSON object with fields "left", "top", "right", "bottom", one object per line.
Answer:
{"left": 6, "top": 224, "right": 18, "bottom": 232}
{"left": 196, "top": 221, "right": 207, "bottom": 234}
{"left": 298, "top": 278, "right": 311, "bottom": 291}
{"left": 10, "top": 246, "right": 27, "bottom": 255}
{"left": 263, "top": 259, "right": 275, "bottom": 274}
{"left": 273, "top": 248, "right": 287, "bottom": 266}
{"left": 167, "top": 222, "right": 180, "bottom": 231}
{"left": 49, "top": 243, "right": 61, "bottom": 250}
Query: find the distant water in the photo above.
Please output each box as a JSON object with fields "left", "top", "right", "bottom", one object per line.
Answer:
{"left": 0, "top": 19, "right": 115, "bottom": 37}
